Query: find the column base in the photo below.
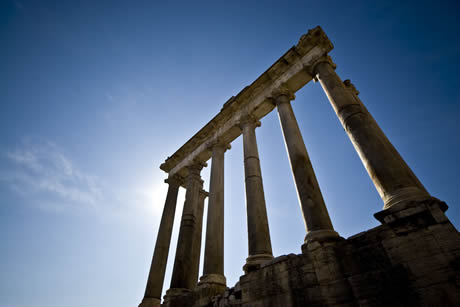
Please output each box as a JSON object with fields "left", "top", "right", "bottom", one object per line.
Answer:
{"left": 198, "top": 273, "right": 227, "bottom": 286}
{"left": 243, "top": 254, "right": 273, "bottom": 274}
{"left": 138, "top": 297, "right": 161, "bottom": 307}
{"left": 383, "top": 186, "right": 431, "bottom": 210}
{"left": 196, "top": 274, "right": 227, "bottom": 306}
{"left": 163, "top": 288, "right": 191, "bottom": 304}
{"left": 302, "top": 229, "right": 343, "bottom": 254}
{"left": 304, "top": 229, "right": 341, "bottom": 243}
{"left": 375, "top": 197, "right": 448, "bottom": 225}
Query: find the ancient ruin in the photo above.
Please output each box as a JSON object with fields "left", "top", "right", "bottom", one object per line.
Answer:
{"left": 139, "top": 26, "right": 460, "bottom": 307}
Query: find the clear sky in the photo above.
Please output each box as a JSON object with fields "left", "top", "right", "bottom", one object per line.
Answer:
{"left": 1, "top": 1, "right": 459, "bottom": 306}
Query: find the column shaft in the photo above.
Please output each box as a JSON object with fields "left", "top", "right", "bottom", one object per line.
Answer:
{"left": 314, "top": 60, "right": 430, "bottom": 209}
{"left": 240, "top": 116, "right": 273, "bottom": 272}
{"left": 140, "top": 177, "right": 181, "bottom": 306}
{"left": 201, "top": 144, "right": 226, "bottom": 284}
{"left": 275, "top": 94, "right": 338, "bottom": 243}
{"left": 189, "top": 189, "right": 207, "bottom": 288}
{"left": 169, "top": 165, "right": 204, "bottom": 290}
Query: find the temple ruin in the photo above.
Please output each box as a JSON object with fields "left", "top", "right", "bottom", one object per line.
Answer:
{"left": 138, "top": 26, "right": 460, "bottom": 307}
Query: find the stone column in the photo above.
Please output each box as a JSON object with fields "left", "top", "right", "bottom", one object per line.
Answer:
{"left": 189, "top": 188, "right": 208, "bottom": 289}
{"left": 239, "top": 115, "right": 273, "bottom": 273}
{"left": 139, "top": 176, "right": 183, "bottom": 307}
{"left": 199, "top": 142, "right": 229, "bottom": 287}
{"left": 272, "top": 89, "right": 339, "bottom": 244}
{"left": 166, "top": 163, "right": 206, "bottom": 299}
{"left": 311, "top": 56, "right": 430, "bottom": 210}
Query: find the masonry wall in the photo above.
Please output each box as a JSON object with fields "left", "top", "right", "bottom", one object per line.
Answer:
{"left": 164, "top": 200, "right": 460, "bottom": 307}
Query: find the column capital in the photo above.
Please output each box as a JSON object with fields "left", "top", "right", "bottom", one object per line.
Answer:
{"left": 269, "top": 86, "right": 296, "bottom": 106}
{"left": 306, "top": 55, "right": 336, "bottom": 81}
{"left": 185, "top": 162, "right": 206, "bottom": 183}
{"left": 164, "top": 175, "right": 184, "bottom": 187}
{"left": 207, "top": 138, "right": 231, "bottom": 153}
{"left": 186, "top": 161, "right": 207, "bottom": 172}
{"left": 237, "top": 114, "right": 261, "bottom": 130}
{"left": 199, "top": 188, "right": 209, "bottom": 198}
{"left": 343, "top": 79, "right": 360, "bottom": 96}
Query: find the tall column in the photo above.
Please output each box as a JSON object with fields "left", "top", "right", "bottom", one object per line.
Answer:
{"left": 272, "top": 89, "right": 339, "bottom": 244}
{"left": 139, "top": 176, "right": 183, "bottom": 307}
{"left": 189, "top": 188, "right": 208, "bottom": 289}
{"left": 239, "top": 115, "right": 273, "bottom": 273}
{"left": 311, "top": 56, "right": 431, "bottom": 210}
{"left": 199, "top": 142, "right": 229, "bottom": 287}
{"left": 166, "top": 163, "right": 206, "bottom": 298}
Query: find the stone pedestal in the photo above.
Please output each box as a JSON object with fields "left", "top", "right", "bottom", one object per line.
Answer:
{"left": 374, "top": 197, "right": 448, "bottom": 225}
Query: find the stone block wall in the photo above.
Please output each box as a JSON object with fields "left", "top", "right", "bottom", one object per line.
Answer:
{"left": 164, "top": 200, "right": 459, "bottom": 307}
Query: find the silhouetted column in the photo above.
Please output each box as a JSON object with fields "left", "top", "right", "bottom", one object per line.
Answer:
{"left": 199, "top": 142, "right": 229, "bottom": 287}
{"left": 239, "top": 115, "right": 273, "bottom": 273}
{"left": 139, "top": 176, "right": 183, "bottom": 307}
{"left": 273, "top": 90, "right": 339, "bottom": 244}
{"left": 167, "top": 163, "right": 205, "bottom": 298}
{"left": 189, "top": 188, "right": 208, "bottom": 288}
{"left": 312, "top": 57, "right": 430, "bottom": 210}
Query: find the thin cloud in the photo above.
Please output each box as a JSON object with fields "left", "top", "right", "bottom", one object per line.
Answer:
{"left": 1, "top": 140, "right": 103, "bottom": 212}
{"left": 1, "top": 139, "right": 167, "bottom": 220}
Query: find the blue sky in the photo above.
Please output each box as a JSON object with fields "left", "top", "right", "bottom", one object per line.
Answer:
{"left": 1, "top": 1, "right": 459, "bottom": 306}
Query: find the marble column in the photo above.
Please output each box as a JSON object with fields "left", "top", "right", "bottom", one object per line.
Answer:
{"left": 167, "top": 163, "right": 206, "bottom": 298}
{"left": 199, "top": 142, "right": 229, "bottom": 287}
{"left": 239, "top": 115, "right": 273, "bottom": 273}
{"left": 312, "top": 57, "right": 430, "bottom": 210}
{"left": 273, "top": 90, "right": 339, "bottom": 244}
{"left": 139, "top": 176, "right": 182, "bottom": 307}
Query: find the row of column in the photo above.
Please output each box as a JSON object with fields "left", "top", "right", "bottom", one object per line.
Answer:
{"left": 139, "top": 55, "right": 431, "bottom": 306}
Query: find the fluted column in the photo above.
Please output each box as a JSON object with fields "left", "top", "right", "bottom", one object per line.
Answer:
{"left": 239, "top": 115, "right": 273, "bottom": 273}
{"left": 139, "top": 176, "right": 183, "bottom": 307}
{"left": 312, "top": 57, "right": 430, "bottom": 210}
{"left": 199, "top": 142, "right": 229, "bottom": 287}
{"left": 167, "top": 163, "right": 206, "bottom": 297}
{"left": 272, "top": 89, "right": 339, "bottom": 244}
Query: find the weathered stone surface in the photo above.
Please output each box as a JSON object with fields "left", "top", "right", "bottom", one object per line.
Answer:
{"left": 141, "top": 26, "right": 459, "bottom": 307}
{"left": 162, "top": 200, "right": 459, "bottom": 306}
{"left": 140, "top": 176, "right": 182, "bottom": 305}
{"left": 169, "top": 165, "right": 206, "bottom": 291}
{"left": 273, "top": 92, "right": 339, "bottom": 244}
{"left": 240, "top": 115, "right": 273, "bottom": 273}
{"left": 201, "top": 142, "right": 229, "bottom": 285}
{"left": 138, "top": 297, "right": 161, "bottom": 307}
{"left": 313, "top": 59, "right": 430, "bottom": 210}
{"left": 160, "top": 26, "right": 332, "bottom": 180}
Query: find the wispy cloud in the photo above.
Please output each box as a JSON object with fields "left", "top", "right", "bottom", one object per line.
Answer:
{"left": 1, "top": 140, "right": 103, "bottom": 212}
{"left": 1, "top": 138, "right": 169, "bottom": 221}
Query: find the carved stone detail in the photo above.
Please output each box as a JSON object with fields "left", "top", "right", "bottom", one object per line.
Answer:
{"left": 269, "top": 85, "right": 296, "bottom": 103}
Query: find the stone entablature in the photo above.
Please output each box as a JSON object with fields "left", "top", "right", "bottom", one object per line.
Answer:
{"left": 160, "top": 26, "right": 332, "bottom": 180}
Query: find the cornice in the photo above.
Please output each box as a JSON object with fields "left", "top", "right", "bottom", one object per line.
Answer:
{"left": 160, "top": 26, "right": 334, "bottom": 178}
